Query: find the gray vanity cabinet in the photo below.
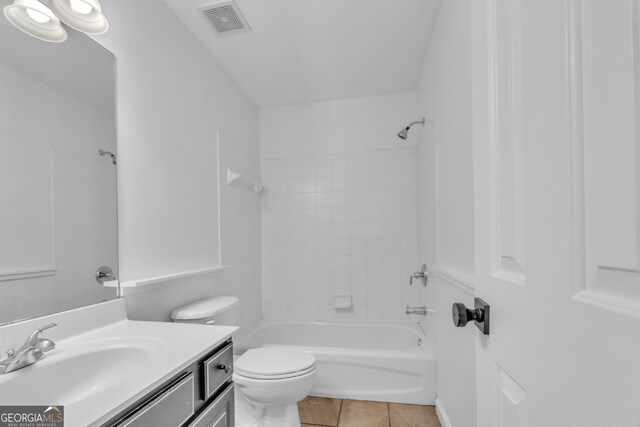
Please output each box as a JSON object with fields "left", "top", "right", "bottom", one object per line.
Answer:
{"left": 187, "top": 383, "right": 234, "bottom": 427}
{"left": 105, "top": 339, "right": 234, "bottom": 427}
{"left": 203, "top": 342, "right": 233, "bottom": 400}
{"left": 114, "top": 373, "right": 196, "bottom": 427}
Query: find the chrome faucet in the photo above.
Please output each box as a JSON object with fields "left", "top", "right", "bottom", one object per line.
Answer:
{"left": 409, "top": 264, "right": 428, "bottom": 287}
{"left": 406, "top": 306, "right": 427, "bottom": 316}
{"left": 0, "top": 323, "right": 57, "bottom": 374}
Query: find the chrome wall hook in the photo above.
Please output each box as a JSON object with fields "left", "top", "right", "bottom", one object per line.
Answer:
{"left": 227, "top": 168, "right": 265, "bottom": 196}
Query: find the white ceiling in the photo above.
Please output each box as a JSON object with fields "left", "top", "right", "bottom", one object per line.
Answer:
{"left": 163, "top": 0, "right": 441, "bottom": 108}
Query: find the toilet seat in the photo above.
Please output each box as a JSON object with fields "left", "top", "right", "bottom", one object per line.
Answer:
{"left": 235, "top": 348, "right": 316, "bottom": 380}
{"left": 235, "top": 364, "right": 316, "bottom": 380}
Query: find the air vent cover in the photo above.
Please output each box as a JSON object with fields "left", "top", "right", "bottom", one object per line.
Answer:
{"left": 200, "top": 0, "right": 251, "bottom": 36}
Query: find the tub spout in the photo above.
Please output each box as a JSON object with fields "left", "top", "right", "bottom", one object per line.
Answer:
{"left": 406, "top": 306, "right": 427, "bottom": 316}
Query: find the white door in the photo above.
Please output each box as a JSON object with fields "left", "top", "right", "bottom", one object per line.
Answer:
{"left": 470, "top": 1, "right": 640, "bottom": 426}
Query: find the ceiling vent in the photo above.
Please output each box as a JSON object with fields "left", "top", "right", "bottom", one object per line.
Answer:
{"left": 199, "top": 0, "right": 251, "bottom": 36}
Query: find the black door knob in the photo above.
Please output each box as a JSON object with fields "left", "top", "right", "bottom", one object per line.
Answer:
{"left": 452, "top": 303, "right": 484, "bottom": 327}
{"left": 452, "top": 298, "right": 490, "bottom": 335}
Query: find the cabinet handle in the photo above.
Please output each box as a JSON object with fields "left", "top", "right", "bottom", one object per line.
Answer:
{"left": 217, "top": 364, "right": 231, "bottom": 374}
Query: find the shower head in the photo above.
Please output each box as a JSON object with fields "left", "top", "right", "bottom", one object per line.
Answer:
{"left": 397, "top": 117, "right": 426, "bottom": 140}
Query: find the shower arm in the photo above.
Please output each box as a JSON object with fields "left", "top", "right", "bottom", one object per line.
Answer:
{"left": 405, "top": 118, "right": 426, "bottom": 129}
{"left": 397, "top": 117, "right": 428, "bottom": 140}
{"left": 98, "top": 149, "right": 117, "bottom": 165}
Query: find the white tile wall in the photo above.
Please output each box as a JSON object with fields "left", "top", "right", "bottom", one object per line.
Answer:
{"left": 417, "top": 107, "right": 438, "bottom": 337}
{"left": 261, "top": 148, "right": 420, "bottom": 322}
{"left": 53, "top": 149, "right": 117, "bottom": 312}
{"left": 259, "top": 92, "right": 422, "bottom": 324}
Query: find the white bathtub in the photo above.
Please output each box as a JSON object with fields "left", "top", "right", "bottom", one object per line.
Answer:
{"left": 235, "top": 321, "right": 436, "bottom": 405}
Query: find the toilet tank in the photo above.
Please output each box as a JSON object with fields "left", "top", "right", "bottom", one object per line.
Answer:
{"left": 171, "top": 296, "right": 239, "bottom": 326}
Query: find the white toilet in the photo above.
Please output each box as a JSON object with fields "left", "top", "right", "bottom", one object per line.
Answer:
{"left": 171, "top": 297, "right": 316, "bottom": 427}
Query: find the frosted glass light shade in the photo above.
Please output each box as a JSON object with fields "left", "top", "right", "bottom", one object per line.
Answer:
{"left": 48, "top": 0, "right": 108, "bottom": 35}
{"left": 3, "top": 0, "right": 67, "bottom": 43}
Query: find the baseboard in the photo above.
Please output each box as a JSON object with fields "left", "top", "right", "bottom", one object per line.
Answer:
{"left": 435, "top": 398, "right": 453, "bottom": 427}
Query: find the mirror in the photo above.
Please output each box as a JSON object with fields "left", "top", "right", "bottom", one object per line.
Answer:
{"left": 0, "top": 8, "right": 117, "bottom": 324}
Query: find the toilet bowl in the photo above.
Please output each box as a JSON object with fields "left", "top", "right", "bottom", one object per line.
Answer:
{"left": 234, "top": 347, "right": 316, "bottom": 427}
{"left": 171, "top": 297, "right": 316, "bottom": 427}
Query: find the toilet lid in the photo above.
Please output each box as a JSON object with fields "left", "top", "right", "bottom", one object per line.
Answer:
{"left": 171, "top": 296, "right": 238, "bottom": 321}
{"left": 235, "top": 348, "right": 316, "bottom": 380}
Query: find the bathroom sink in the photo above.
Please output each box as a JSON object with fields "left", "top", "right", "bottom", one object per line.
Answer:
{"left": 0, "top": 338, "right": 162, "bottom": 406}
{"left": 0, "top": 302, "right": 237, "bottom": 427}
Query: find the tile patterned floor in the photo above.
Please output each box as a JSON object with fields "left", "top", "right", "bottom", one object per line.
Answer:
{"left": 298, "top": 397, "right": 442, "bottom": 427}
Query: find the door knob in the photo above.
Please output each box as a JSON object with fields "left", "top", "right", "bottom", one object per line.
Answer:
{"left": 452, "top": 303, "right": 483, "bottom": 326}
{"left": 452, "top": 298, "right": 490, "bottom": 335}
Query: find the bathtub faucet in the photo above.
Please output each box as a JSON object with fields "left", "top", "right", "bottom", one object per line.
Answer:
{"left": 406, "top": 306, "right": 427, "bottom": 316}
{"left": 409, "top": 264, "right": 428, "bottom": 287}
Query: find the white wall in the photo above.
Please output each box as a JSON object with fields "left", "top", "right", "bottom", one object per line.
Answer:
{"left": 93, "top": 0, "right": 261, "bottom": 328}
{"left": 122, "top": 130, "right": 263, "bottom": 330}
{"left": 260, "top": 92, "right": 427, "bottom": 325}
{"left": 219, "top": 131, "right": 262, "bottom": 329}
{"left": 417, "top": 1, "right": 477, "bottom": 425}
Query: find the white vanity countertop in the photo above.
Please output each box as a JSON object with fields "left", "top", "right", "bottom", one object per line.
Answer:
{"left": 0, "top": 299, "right": 237, "bottom": 427}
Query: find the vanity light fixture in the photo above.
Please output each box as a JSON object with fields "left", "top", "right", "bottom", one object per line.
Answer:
{"left": 3, "top": 0, "right": 67, "bottom": 43}
{"left": 3, "top": 0, "right": 108, "bottom": 43}
{"left": 48, "top": 0, "right": 108, "bottom": 35}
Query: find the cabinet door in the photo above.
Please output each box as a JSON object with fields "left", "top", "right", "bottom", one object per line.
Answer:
{"left": 188, "top": 383, "right": 234, "bottom": 427}
{"left": 115, "top": 373, "right": 195, "bottom": 427}
{"left": 203, "top": 342, "right": 233, "bottom": 400}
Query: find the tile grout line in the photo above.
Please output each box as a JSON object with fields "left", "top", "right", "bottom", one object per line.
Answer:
{"left": 388, "top": 402, "right": 391, "bottom": 427}
{"left": 336, "top": 399, "right": 344, "bottom": 427}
